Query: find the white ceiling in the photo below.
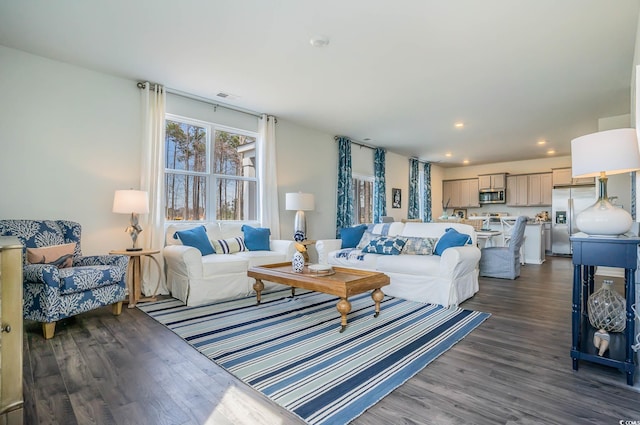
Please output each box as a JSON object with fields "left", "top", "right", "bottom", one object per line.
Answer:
{"left": 2, "top": 0, "right": 639, "bottom": 166}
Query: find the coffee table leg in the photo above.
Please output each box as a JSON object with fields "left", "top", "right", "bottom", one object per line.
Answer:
{"left": 253, "top": 279, "right": 264, "bottom": 305}
{"left": 371, "top": 288, "right": 384, "bottom": 318}
{"left": 336, "top": 298, "right": 352, "bottom": 333}
{"left": 291, "top": 287, "right": 295, "bottom": 298}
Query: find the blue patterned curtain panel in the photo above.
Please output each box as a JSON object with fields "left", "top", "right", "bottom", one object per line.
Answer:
{"left": 373, "top": 148, "right": 387, "bottom": 223}
{"left": 408, "top": 158, "right": 420, "bottom": 219}
{"left": 632, "top": 171, "right": 636, "bottom": 221}
{"left": 422, "top": 161, "right": 432, "bottom": 222}
{"left": 335, "top": 136, "right": 354, "bottom": 236}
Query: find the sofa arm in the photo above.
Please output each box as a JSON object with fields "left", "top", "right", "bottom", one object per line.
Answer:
{"left": 315, "top": 239, "right": 342, "bottom": 264}
{"left": 23, "top": 264, "right": 61, "bottom": 289}
{"left": 270, "top": 240, "right": 297, "bottom": 260}
{"left": 439, "top": 245, "right": 481, "bottom": 278}
{"left": 163, "top": 245, "right": 204, "bottom": 278}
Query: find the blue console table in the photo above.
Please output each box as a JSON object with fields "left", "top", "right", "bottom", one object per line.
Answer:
{"left": 570, "top": 235, "right": 639, "bottom": 385}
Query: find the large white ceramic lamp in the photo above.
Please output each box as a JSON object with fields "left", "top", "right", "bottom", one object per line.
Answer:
{"left": 286, "top": 192, "right": 315, "bottom": 242}
{"left": 571, "top": 128, "right": 640, "bottom": 236}
{"left": 113, "top": 189, "right": 150, "bottom": 250}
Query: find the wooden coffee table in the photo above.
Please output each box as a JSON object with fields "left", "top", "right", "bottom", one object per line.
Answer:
{"left": 247, "top": 263, "right": 390, "bottom": 333}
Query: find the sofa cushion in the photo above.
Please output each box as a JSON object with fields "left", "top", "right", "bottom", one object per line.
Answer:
{"left": 434, "top": 228, "right": 472, "bottom": 256}
{"left": 356, "top": 222, "right": 405, "bottom": 249}
{"left": 202, "top": 254, "right": 248, "bottom": 276}
{"left": 166, "top": 223, "right": 221, "bottom": 246}
{"left": 235, "top": 250, "right": 287, "bottom": 267}
{"left": 242, "top": 225, "right": 271, "bottom": 251}
{"left": 27, "top": 243, "right": 75, "bottom": 268}
{"left": 361, "top": 236, "right": 408, "bottom": 255}
{"left": 376, "top": 254, "right": 441, "bottom": 275}
{"left": 174, "top": 226, "right": 215, "bottom": 255}
{"left": 329, "top": 248, "right": 381, "bottom": 269}
{"left": 58, "top": 265, "right": 121, "bottom": 295}
{"left": 340, "top": 224, "right": 368, "bottom": 248}
{"left": 402, "top": 237, "right": 438, "bottom": 255}
{"left": 211, "top": 237, "right": 246, "bottom": 254}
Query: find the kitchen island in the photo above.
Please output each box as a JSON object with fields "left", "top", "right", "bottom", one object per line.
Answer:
{"left": 486, "top": 220, "right": 546, "bottom": 264}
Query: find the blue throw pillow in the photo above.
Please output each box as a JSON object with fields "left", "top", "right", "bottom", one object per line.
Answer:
{"left": 242, "top": 225, "right": 271, "bottom": 251}
{"left": 361, "top": 236, "right": 408, "bottom": 255}
{"left": 174, "top": 226, "right": 214, "bottom": 256}
{"left": 434, "top": 228, "right": 472, "bottom": 256}
{"left": 340, "top": 224, "right": 368, "bottom": 248}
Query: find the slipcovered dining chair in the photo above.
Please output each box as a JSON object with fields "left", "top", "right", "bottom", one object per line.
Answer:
{"left": 0, "top": 220, "right": 128, "bottom": 338}
{"left": 479, "top": 216, "right": 528, "bottom": 279}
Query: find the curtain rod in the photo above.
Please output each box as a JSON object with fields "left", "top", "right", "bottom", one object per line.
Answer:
{"left": 137, "top": 82, "right": 264, "bottom": 119}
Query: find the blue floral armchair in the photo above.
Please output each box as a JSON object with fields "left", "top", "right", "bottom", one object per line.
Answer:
{"left": 0, "top": 220, "right": 127, "bottom": 338}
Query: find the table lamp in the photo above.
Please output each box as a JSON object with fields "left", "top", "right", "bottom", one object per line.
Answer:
{"left": 571, "top": 128, "right": 640, "bottom": 236}
{"left": 286, "top": 192, "right": 315, "bottom": 242}
{"left": 113, "top": 189, "right": 149, "bottom": 250}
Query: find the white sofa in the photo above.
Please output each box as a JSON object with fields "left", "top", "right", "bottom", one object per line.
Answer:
{"left": 163, "top": 221, "right": 296, "bottom": 306}
{"left": 315, "top": 222, "right": 481, "bottom": 307}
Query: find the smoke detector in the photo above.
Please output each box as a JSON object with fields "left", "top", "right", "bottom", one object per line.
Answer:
{"left": 309, "top": 36, "right": 330, "bottom": 47}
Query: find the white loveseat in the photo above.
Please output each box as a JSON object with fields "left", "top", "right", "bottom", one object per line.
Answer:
{"left": 163, "top": 221, "right": 296, "bottom": 306}
{"left": 316, "top": 222, "right": 481, "bottom": 307}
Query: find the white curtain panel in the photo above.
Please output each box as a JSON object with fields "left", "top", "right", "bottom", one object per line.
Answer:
{"left": 140, "top": 83, "right": 169, "bottom": 296}
{"left": 258, "top": 114, "right": 281, "bottom": 239}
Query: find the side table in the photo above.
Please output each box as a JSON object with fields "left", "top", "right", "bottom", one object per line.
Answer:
{"left": 570, "top": 235, "right": 640, "bottom": 385}
{"left": 110, "top": 249, "right": 161, "bottom": 308}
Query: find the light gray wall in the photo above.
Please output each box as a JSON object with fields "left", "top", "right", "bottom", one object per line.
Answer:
{"left": 0, "top": 46, "right": 141, "bottom": 254}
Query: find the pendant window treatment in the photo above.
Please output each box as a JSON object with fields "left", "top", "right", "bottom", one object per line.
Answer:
{"left": 373, "top": 148, "right": 387, "bottom": 223}
{"left": 140, "top": 82, "right": 169, "bottom": 295}
{"left": 423, "top": 161, "right": 432, "bottom": 222}
{"left": 258, "top": 114, "right": 280, "bottom": 238}
{"left": 408, "top": 158, "right": 420, "bottom": 219}
{"left": 335, "top": 136, "right": 354, "bottom": 236}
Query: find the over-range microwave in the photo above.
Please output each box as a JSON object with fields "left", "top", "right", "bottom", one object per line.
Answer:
{"left": 479, "top": 189, "right": 505, "bottom": 204}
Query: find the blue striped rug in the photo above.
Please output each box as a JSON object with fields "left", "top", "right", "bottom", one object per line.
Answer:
{"left": 139, "top": 290, "right": 489, "bottom": 425}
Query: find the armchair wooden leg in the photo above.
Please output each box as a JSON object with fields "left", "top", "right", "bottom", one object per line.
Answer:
{"left": 112, "top": 301, "right": 123, "bottom": 316}
{"left": 42, "top": 322, "right": 56, "bottom": 339}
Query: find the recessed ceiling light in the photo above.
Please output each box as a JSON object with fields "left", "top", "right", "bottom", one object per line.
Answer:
{"left": 547, "top": 149, "right": 556, "bottom": 155}
{"left": 454, "top": 122, "right": 464, "bottom": 129}
{"left": 537, "top": 140, "right": 547, "bottom": 145}
{"left": 310, "top": 36, "right": 330, "bottom": 47}
{"left": 445, "top": 153, "right": 452, "bottom": 157}
{"left": 463, "top": 159, "right": 470, "bottom": 164}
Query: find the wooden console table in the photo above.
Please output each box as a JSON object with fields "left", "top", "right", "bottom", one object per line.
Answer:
{"left": 110, "top": 249, "right": 161, "bottom": 308}
{"left": 570, "top": 235, "right": 640, "bottom": 385}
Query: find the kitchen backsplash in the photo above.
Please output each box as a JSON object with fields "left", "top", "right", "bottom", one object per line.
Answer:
{"left": 462, "top": 204, "right": 551, "bottom": 220}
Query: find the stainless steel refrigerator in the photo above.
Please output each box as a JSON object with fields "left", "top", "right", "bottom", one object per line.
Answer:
{"left": 551, "top": 185, "right": 597, "bottom": 255}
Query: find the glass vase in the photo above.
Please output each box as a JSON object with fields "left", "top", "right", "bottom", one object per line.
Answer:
{"left": 587, "top": 279, "right": 626, "bottom": 332}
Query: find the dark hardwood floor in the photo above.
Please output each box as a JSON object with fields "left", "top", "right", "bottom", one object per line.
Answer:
{"left": 23, "top": 256, "right": 640, "bottom": 424}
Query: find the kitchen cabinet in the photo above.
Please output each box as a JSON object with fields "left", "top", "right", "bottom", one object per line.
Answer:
{"left": 528, "top": 173, "right": 552, "bottom": 206}
{"left": 507, "top": 173, "right": 552, "bottom": 207}
{"left": 552, "top": 168, "right": 595, "bottom": 187}
{"left": 479, "top": 173, "right": 506, "bottom": 190}
{"left": 506, "top": 175, "right": 528, "bottom": 206}
{"left": 442, "top": 178, "right": 479, "bottom": 208}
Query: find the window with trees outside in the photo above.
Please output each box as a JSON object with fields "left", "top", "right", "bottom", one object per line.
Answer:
{"left": 165, "top": 115, "right": 258, "bottom": 221}
{"left": 353, "top": 174, "right": 374, "bottom": 224}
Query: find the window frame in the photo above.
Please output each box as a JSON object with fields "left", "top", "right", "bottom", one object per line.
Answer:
{"left": 164, "top": 113, "right": 260, "bottom": 222}
{"left": 352, "top": 172, "right": 374, "bottom": 225}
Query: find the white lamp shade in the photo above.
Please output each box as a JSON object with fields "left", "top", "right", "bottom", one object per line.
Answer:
{"left": 113, "top": 190, "right": 149, "bottom": 214}
{"left": 286, "top": 192, "right": 315, "bottom": 211}
{"left": 571, "top": 128, "right": 640, "bottom": 178}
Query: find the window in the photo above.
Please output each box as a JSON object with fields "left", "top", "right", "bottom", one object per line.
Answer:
{"left": 353, "top": 174, "right": 374, "bottom": 224}
{"left": 165, "top": 115, "right": 258, "bottom": 221}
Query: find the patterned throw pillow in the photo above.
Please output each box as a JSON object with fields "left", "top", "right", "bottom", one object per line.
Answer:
{"left": 401, "top": 237, "right": 439, "bottom": 255}
{"left": 26, "top": 243, "right": 75, "bottom": 268}
{"left": 361, "top": 236, "right": 408, "bottom": 255}
{"left": 211, "top": 237, "right": 247, "bottom": 254}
